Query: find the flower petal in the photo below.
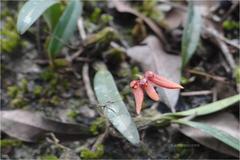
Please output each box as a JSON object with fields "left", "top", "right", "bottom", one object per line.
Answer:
{"left": 130, "top": 80, "right": 144, "bottom": 114}
{"left": 143, "top": 82, "right": 160, "bottom": 101}
{"left": 145, "top": 71, "right": 183, "bottom": 89}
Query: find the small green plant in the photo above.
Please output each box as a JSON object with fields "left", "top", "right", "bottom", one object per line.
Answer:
{"left": 0, "top": 139, "right": 22, "bottom": 148}
{"left": 17, "top": 0, "right": 82, "bottom": 59}
{"left": 90, "top": 117, "right": 106, "bottom": 135}
{"left": 80, "top": 144, "right": 104, "bottom": 159}
{"left": 0, "top": 13, "right": 21, "bottom": 53}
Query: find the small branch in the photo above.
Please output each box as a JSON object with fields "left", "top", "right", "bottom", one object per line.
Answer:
{"left": 221, "top": 2, "right": 239, "bottom": 22}
{"left": 78, "top": 17, "right": 87, "bottom": 40}
{"left": 91, "top": 122, "right": 109, "bottom": 151}
{"left": 46, "top": 133, "right": 69, "bottom": 150}
{"left": 204, "top": 27, "right": 237, "bottom": 70}
{"left": 68, "top": 47, "right": 84, "bottom": 62}
{"left": 181, "top": 90, "right": 212, "bottom": 96}
{"left": 82, "top": 63, "right": 98, "bottom": 105}
{"left": 187, "top": 69, "right": 227, "bottom": 82}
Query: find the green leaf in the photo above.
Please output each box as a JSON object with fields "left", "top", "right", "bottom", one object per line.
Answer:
{"left": 43, "top": 3, "right": 63, "bottom": 30}
{"left": 93, "top": 68, "right": 140, "bottom": 145}
{"left": 17, "top": 0, "right": 59, "bottom": 34}
{"left": 171, "top": 95, "right": 240, "bottom": 117}
{"left": 181, "top": 1, "right": 202, "bottom": 67}
{"left": 48, "top": 0, "right": 82, "bottom": 57}
{"left": 174, "top": 120, "right": 240, "bottom": 151}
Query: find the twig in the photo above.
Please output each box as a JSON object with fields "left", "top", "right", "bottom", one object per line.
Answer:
{"left": 78, "top": 17, "right": 87, "bottom": 40}
{"left": 204, "top": 27, "right": 237, "bottom": 70}
{"left": 221, "top": 2, "right": 239, "bottom": 22}
{"left": 205, "top": 27, "right": 240, "bottom": 49}
{"left": 91, "top": 122, "right": 109, "bottom": 151}
{"left": 212, "top": 87, "right": 217, "bottom": 102}
{"left": 75, "top": 57, "right": 92, "bottom": 62}
{"left": 68, "top": 47, "right": 84, "bottom": 62}
{"left": 180, "top": 90, "right": 212, "bottom": 96}
{"left": 220, "top": 54, "right": 231, "bottom": 73}
{"left": 150, "top": 102, "right": 159, "bottom": 110}
{"left": 187, "top": 69, "right": 226, "bottom": 82}
{"left": 82, "top": 63, "right": 98, "bottom": 105}
{"left": 46, "top": 133, "right": 68, "bottom": 150}
{"left": 217, "top": 38, "right": 236, "bottom": 70}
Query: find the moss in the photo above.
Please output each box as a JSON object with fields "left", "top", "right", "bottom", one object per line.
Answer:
{"left": 84, "top": 27, "right": 118, "bottom": 47}
{"left": 40, "top": 69, "right": 57, "bottom": 82}
{"left": 41, "top": 155, "right": 59, "bottom": 160}
{"left": 132, "top": 18, "right": 147, "bottom": 43}
{"left": 53, "top": 58, "right": 70, "bottom": 68}
{"left": 90, "top": 7, "right": 102, "bottom": 23}
{"left": 173, "top": 143, "right": 191, "bottom": 159}
{"left": 223, "top": 20, "right": 240, "bottom": 30}
{"left": 100, "top": 14, "right": 113, "bottom": 24}
{"left": 80, "top": 144, "right": 104, "bottom": 159}
{"left": 10, "top": 97, "right": 27, "bottom": 108}
{"left": 50, "top": 96, "right": 61, "bottom": 106}
{"left": 7, "top": 85, "right": 19, "bottom": 98}
{"left": 0, "top": 139, "right": 22, "bottom": 148}
{"left": 234, "top": 66, "right": 240, "bottom": 84}
{"left": 0, "top": 15, "right": 21, "bottom": 53}
{"left": 67, "top": 110, "right": 78, "bottom": 119}
{"left": 20, "top": 79, "right": 29, "bottom": 93}
{"left": 181, "top": 76, "right": 190, "bottom": 85}
{"left": 103, "top": 47, "right": 125, "bottom": 65}
{"left": 131, "top": 66, "right": 141, "bottom": 79}
{"left": 34, "top": 85, "right": 43, "bottom": 97}
{"left": 90, "top": 117, "right": 106, "bottom": 135}
{"left": 138, "top": 0, "right": 163, "bottom": 23}
{"left": 39, "top": 98, "right": 49, "bottom": 105}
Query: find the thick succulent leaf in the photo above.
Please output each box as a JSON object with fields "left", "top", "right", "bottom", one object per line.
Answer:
{"left": 43, "top": 3, "right": 63, "bottom": 30}
{"left": 94, "top": 69, "right": 140, "bottom": 145}
{"left": 17, "top": 0, "right": 59, "bottom": 34}
{"left": 0, "top": 110, "right": 91, "bottom": 142}
{"left": 171, "top": 94, "right": 240, "bottom": 117}
{"left": 175, "top": 119, "right": 240, "bottom": 152}
{"left": 48, "top": 0, "right": 82, "bottom": 56}
{"left": 181, "top": 1, "right": 202, "bottom": 67}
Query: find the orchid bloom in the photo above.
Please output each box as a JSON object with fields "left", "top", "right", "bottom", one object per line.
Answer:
{"left": 130, "top": 71, "right": 183, "bottom": 114}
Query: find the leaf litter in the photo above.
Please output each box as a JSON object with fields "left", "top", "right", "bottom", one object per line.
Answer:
{"left": 1, "top": 0, "right": 240, "bottom": 159}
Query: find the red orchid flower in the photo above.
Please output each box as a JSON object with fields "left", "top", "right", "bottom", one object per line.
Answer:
{"left": 130, "top": 71, "right": 183, "bottom": 114}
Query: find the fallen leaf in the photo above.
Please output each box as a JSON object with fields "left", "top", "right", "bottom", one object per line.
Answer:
{"left": 178, "top": 112, "right": 240, "bottom": 157}
{"left": 0, "top": 110, "right": 91, "bottom": 142}
{"left": 111, "top": 0, "right": 166, "bottom": 44}
{"left": 163, "top": 8, "right": 186, "bottom": 30}
{"left": 126, "top": 36, "right": 181, "bottom": 112}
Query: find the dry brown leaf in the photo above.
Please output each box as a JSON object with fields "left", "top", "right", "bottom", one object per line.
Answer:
{"left": 0, "top": 110, "right": 91, "bottom": 142}
{"left": 126, "top": 36, "right": 181, "bottom": 112}
{"left": 163, "top": 8, "right": 186, "bottom": 30}
{"left": 178, "top": 112, "right": 240, "bottom": 158}
{"left": 111, "top": 0, "right": 167, "bottom": 45}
